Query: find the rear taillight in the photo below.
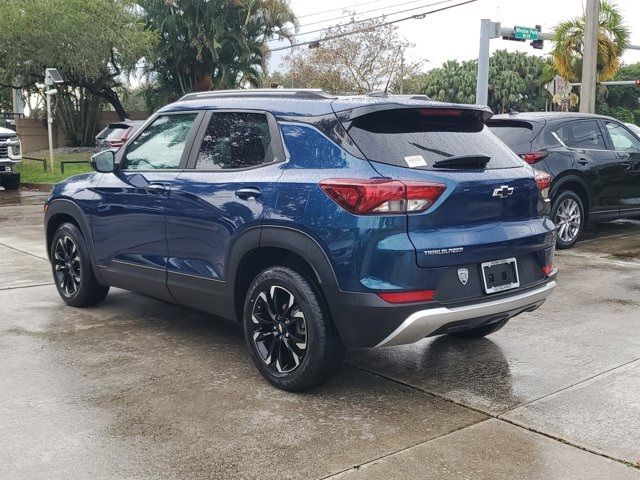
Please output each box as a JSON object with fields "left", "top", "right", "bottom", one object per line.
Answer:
{"left": 519, "top": 151, "right": 548, "bottom": 164}
{"left": 319, "top": 179, "right": 446, "bottom": 215}
{"left": 534, "top": 170, "right": 551, "bottom": 200}
{"left": 542, "top": 263, "right": 555, "bottom": 276}
{"left": 377, "top": 290, "right": 436, "bottom": 304}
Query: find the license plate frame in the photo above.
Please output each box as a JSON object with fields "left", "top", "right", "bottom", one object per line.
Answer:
{"left": 481, "top": 257, "right": 520, "bottom": 294}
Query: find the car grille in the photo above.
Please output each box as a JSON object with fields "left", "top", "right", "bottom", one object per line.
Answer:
{"left": 0, "top": 144, "right": 8, "bottom": 158}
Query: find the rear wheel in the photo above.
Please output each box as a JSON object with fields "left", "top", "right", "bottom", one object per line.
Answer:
{"left": 551, "top": 190, "right": 584, "bottom": 249}
{"left": 1, "top": 174, "right": 20, "bottom": 190}
{"left": 449, "top": 318, "right": 509, "bottom": 339}
{"left": 243, "top": 266, "right": 345, "bottom": 391}
{"left": 50, "top": 223, "right": 109, "bottom": 307}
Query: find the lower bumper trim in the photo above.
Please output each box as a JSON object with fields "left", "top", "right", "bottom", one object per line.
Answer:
{"left": 376, "top": 281, "right": 557, "bottom": 347}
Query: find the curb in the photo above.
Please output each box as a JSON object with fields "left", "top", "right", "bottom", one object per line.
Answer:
{"left": 20, "top": 182, "right": 55, "bottom": 192}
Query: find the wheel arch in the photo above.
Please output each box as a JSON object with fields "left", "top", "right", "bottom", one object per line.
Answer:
{"left": 230, "top": 226, "right": 339, "bottom": 325}
{"left": 550, "top": 173, "right": 591, "bottom": 220}
{"left": 45, "top": 199, "right": 102, "bottom": 281}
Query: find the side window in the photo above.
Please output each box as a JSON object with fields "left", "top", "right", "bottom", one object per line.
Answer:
{"left": 555, "top": 121, "right": 606, "bottom": 150}
{"left": 195, "top": 112, "right": 274, "bottom": 170}
{"left": 605, "top": 122, "right": 640, "bottom": 151}
{"left": 122, "top": 114, "right": 197, "bottom": 170}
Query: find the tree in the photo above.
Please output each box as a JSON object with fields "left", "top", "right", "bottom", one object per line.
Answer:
{"left": 284, "top": 16, "right": 423, "bottom": 94}
{"left": 414, "top": 51, "right": 550, "bottom": 113}
{"left": 0, "top": 0, "right": 155, "bottom": 145}
{"left": 596, "top": 62, "right": 640, "bottom": 122}
{"left": 552, "top": 0, "right": 630, "bottom": 82}
{"left": 139, "top": 0, "right": 297, "bottom": 109}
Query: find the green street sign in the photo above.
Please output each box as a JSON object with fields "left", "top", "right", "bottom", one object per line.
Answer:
{"left": 514, "top": 26, "right": 539, "bottom": 41}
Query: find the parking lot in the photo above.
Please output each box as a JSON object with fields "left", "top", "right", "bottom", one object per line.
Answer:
{"left": 1, "top": 189, "right": 639, "bottom": 480}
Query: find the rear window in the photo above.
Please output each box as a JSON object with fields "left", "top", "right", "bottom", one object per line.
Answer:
{"left": 346, "top": 109, "right": 523, "bottom": 170}
{"left": 487, "top": 121, "right": 534, "bottom": 149}
{"left": 105, "top": 126, "right": 130, "bottom": 140}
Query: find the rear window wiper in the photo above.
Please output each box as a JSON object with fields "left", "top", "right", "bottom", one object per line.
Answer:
{"left": 432, "top": 155, "right": 491, "bottom": 169}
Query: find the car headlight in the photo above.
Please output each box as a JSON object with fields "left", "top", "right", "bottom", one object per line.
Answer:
{"left": 7, "top": 137, "right": 21, "bottom": 157}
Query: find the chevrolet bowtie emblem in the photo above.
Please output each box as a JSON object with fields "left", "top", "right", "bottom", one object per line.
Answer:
{"left": 492, "top": 185, "right": 515, "bottom": 198}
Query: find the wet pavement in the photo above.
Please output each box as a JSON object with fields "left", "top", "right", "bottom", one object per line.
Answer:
{"left": 1, "top": 189, "right": 639, "bottom": 479}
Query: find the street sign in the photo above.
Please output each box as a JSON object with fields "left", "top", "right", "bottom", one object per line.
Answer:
{"left": 514, "top": 26, "right": 539, "bottom": 41}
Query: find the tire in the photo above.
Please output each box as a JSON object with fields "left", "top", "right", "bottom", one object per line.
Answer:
{"left": 449, "top": 318, "right": 509, "bottom": 339}
{"left": 50, "top": 222, "right": 109, "bottom": 307}
{"left": 243, "top": 266, "right": 345, "bottom": 391}
{"left": 551, "top": 190, "right": 585, "bottom": 249}
{"left": 2, "top": 174, "right": 20, "bottom": 191}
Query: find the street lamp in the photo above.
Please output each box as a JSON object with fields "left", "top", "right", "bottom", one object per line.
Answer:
{"left": 41, "top": 68, "right": 63, "bottom": 172}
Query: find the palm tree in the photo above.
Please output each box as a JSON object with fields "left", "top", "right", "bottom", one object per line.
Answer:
{"left": 552, "top": 0, "right": 629, "bottom": 82}
{"left": 140, "top": 0, "right": 297, "bottom": 108}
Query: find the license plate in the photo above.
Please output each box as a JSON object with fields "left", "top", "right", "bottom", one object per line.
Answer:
{"left": 481, "top": 258, "right": 520, "bottom": 294}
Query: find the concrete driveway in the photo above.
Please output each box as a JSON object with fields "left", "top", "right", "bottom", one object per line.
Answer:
{"left": 1, "top": 189, "right": 639, "bottom": 480}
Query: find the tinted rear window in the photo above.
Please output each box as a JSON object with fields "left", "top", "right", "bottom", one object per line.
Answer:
{"left": 487, "top": 122, "right": 534, "bottom": 148}
{"left": 347, "top": 109, "right": 523, "bottom": 170}
{"left": 105, "top": 126, "right": 130, "bottom": 140}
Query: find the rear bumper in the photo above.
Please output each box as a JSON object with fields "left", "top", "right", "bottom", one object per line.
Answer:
{"left": 376, "top": 280, "right": 556, "bottom": 346}
{"left": 326, "top": 279, "right": 556, "bottom": 348}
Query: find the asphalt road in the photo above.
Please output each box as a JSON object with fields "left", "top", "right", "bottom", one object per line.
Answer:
{"left": 1, "top": 189, "right": 639, "bottom": 480}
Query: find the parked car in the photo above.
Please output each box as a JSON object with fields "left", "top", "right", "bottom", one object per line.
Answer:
{"left": 44, "top": 90, "right": 557, "bottom": 390}
{"left": 489, "top": 112, "right": 640, "bottom": 248}
{"left": 0, "top": 126, "right": 22, "bottom": 190}
{"left": 95, "top": 120, "right": 144, "bottom": 150}
{"left": 625, "top": 122, "right": 640, "bottom": 137}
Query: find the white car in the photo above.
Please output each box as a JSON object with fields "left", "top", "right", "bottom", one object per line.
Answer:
{"left": 0, "top": 126, "right": 22, "bottom": 190}
{"left": 624, "top": 122, "right": 640, "bottom": 137}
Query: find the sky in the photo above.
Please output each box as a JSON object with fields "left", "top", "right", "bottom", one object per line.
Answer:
{"left": 267, "top": 0, "right": 640, "bottom": 73}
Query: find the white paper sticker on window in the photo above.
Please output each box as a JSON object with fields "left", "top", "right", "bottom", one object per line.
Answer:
{"left": 404, "top": 155, "right": 427, "bottom": 168}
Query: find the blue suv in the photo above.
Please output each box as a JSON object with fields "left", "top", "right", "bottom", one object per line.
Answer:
{"left": 44, "top": 90, "right": 557, "bottom": 391}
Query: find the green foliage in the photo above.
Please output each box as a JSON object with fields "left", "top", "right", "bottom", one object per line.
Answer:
{"left": 0, "top": 0, "right": 155, "bottom": 145}
{"left": 140, "top": 0, "right": 297, "bottom": 109}
{"left": 595, "top": 63, "right": 640, "bottom": 123}
{"left": 417, "top": 50, "right": 550, "bottom": 113}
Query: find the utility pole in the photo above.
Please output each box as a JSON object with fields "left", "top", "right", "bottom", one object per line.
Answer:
{"left": 476, "top": 19, "right": 493, "bottom": 106}
{"left": 579, "top": 0, "right": 600, "bottom": 113}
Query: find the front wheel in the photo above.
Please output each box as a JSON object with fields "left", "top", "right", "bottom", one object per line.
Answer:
{"left": 551, "top": 190, "right": 585, "bottom": 249}
{"left": 1, "top": 174, "right": 20, "bottom": 191}
{"left": 243, "top": 266, "right": 345, "bottom": 391}
{"left": 50, "top": 223, "right": 109, "bottom": 307}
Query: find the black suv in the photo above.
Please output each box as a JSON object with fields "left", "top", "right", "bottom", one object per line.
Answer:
{"left": 489, "top": 113, "right": 640, "bottom": 248}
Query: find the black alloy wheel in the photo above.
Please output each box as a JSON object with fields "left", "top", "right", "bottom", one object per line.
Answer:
{"left": 251, "top": 285, "right": 308, "bottom": 374}
{"left": 53, "top": 235, "right": 81, "bottom": 297}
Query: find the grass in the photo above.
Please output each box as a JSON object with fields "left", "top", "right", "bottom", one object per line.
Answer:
{"left": 20, "top": 152, "right": 93, "bottom": 184}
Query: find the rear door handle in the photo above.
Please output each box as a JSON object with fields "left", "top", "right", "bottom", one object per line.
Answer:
{"left": 235, "top": 187, "right": 262, "bottom": 200}
{"left": 577, "top": 158, "right": 589, "bottom": 166}
{"left": 145, "top": 183, "right": 167, "bottom": 194}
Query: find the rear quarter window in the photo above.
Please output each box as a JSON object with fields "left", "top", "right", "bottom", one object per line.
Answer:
{"left": 487, "top": 121, "right": 535, "bottom": 153}
{"left": 346, "top": 108, "right": 524, "bottom": 170}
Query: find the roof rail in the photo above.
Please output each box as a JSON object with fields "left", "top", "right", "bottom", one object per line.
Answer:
{"left": 366, "top": 91, "right": 431, "bottom": 101}
{"left": 179, "top": 88, "right": 335, "bottom": 102}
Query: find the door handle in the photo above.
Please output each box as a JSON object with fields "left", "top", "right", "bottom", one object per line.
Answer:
{"left": 235, "top": 187, "right": 262, "bottom": 200}
{"left": 577, "top": 158, "right": 589, "bottom": 166}
{"left": 145, "top": 183, "right": 167, "bottom": 194}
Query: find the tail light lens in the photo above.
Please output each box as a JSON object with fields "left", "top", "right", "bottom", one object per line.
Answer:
{"left": 319, "top": 178, "right": 446, "bottom": 215}
{"left": 534, "top": 170, "right": 551, "bottom": 199}
{"left": 520, "top": 151, "right": 548, "bottom": 164}
{"left": 542, "top": 263, "right": 555, "bottom": 276}
{"left": 377, "top": 290, "right": 436, "bottom": 304}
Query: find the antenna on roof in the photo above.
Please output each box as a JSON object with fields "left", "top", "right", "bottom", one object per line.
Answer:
{"left": 384, "top": 46, "right": 403, "bottom": 95}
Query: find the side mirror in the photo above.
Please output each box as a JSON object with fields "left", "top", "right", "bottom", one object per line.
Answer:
{"left": 91, "top": 150, "right": 116, "bottom": 173}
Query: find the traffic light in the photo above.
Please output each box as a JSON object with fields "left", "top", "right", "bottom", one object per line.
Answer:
{"left": 531, "top": 25, "right": 543, "bottom": 50}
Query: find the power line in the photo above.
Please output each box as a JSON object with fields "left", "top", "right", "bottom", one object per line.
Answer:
{"left": 297, "top": 0, "right": 392, "bottom": 19}
{"left": 268, "top": 0, "right": 478, "bottom": 53}
{"left": 298, "top": 0, "right": 452, "bottom": 29}
{"left": 268, "top": 0, "right": 453, "bottom": 44}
